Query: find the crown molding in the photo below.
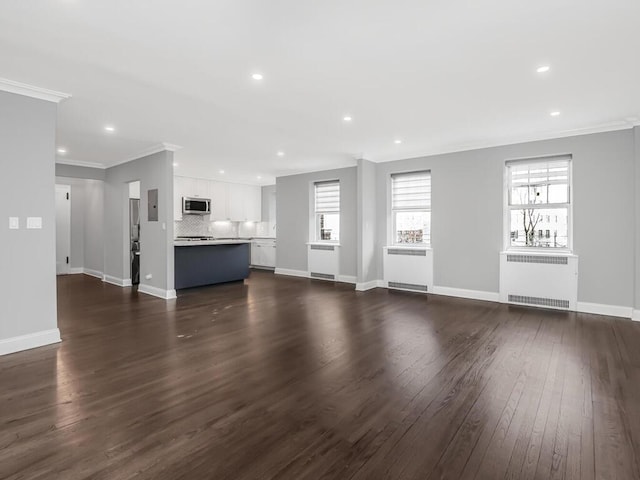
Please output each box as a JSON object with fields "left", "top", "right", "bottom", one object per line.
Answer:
{"left": 370, "top": 120, "right": 636, "bottom": 164}
{"left": 112, "top": 142, "right": 184, "bottom": 168}
{"left": 56, "top": 158, "right": 106, "bottom": 169}
{"left": 0, "top": 78, "right": 71, "bottom": 103}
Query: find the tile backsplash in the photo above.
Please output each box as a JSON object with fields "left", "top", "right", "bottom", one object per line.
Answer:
{"left": 175, "top": 215, "right": 276, "bottom": 238}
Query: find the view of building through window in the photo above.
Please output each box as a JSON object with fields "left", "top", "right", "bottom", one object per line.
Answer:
{"left": 507, "top": 157, "right": 571, "bottom": 249}
{"left": 318, "top": 212, "right": 340, "bottom": 241}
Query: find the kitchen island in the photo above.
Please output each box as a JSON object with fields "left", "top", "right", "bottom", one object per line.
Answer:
{"left": 174, "top": 239, "right": 251, "bottom": 290}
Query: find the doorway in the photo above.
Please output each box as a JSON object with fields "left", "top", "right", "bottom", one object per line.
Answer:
{"left": 128, "top": 181, "right": 141, "bottom": 285}
{"left": 55, "top": 184, "right": 71, "bottom": 275}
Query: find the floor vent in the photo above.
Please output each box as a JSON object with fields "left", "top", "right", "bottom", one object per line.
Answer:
{"left": 508, "top": 294, "right": 570, "bottom": 309}
{"left": 506, "top": 254, "right": 568, "bottom": 265}
{"left": 310, "top": 272, "right": 335, "bottom": 280}
{"left": 387, "top": 248, "right": 427, "bottom": 256}
{"left": 310, "top": 244, "right": 335, "bottom": 251}
{"left": 388, "top": 282, "right": 428, "bottom": 292}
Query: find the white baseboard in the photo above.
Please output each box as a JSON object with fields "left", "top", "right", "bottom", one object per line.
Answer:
{"left": 138, "top": 283, "right": 177, "bottom": 300}
{"left": 633, "top": 310, "right": 640, "bottom": 322}
{"left": 355, "top": 280, "right": 380, "bottom": 291}
{"left": 432, "top": 286, "right": 500, "bottom": 303}
{"left": 576, "top": 302, "right": 633, "bottom": 319}
{"left": 68, "top": 267, "right": 84, "bottom": 274}
{"left": 103, "top": 275, "right": 131, "bottom": 287}
{"left": 338, "top": 275, "right": 357, "bottom": 285}
{"left": 274, "top": 268, "right": 309, "bottom": 279}
{"left": 83, "top": 268, "right": 104, "bottom": 279}
{"left": 0, "top": 328, "right": 61, "bottom": 356}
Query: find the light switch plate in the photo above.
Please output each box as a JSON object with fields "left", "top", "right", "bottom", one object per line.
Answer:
{"left": 9, "top": 217, "right": 19, "bottom": 229}
{"left": 26, "top": 217, "right": 42, "bottom": 229}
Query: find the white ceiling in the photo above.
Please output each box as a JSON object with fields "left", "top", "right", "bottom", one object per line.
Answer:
{"left": 1, "top": 0, "right": 639, "bottom": 185}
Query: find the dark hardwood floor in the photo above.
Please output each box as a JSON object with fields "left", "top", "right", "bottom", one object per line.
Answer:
{"left": 2, "top": 271, "right": 640, "bottom": 479}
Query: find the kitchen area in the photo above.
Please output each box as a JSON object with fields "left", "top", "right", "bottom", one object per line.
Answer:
{"left": 173, "top": 175, "right": 276, "bottom": 290}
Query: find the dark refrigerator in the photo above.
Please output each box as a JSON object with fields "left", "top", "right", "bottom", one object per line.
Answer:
{"left": 130, "top": 198, "right": 140, "bottom": 286}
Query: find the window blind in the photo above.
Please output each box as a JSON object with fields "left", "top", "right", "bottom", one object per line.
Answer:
{"left": 508, "top": 157, "right": 570, "bottom": 187}
{"left": 391, "top": 171, "right": 431, "bottom": 210}
{"left": 507, "top": 156, "right": 571, "bottom": 206}
{"left": 315, "top": 181, "right": 340, "bottom": 213}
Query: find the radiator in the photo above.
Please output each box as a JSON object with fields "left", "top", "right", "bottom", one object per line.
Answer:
{"left": 308, "top": 244, "right": 339, "bottom": 280}
{"left": 499, "top": 252, "right": 578, "bottom": 311}
{"left": 383, "top": 246, "right": 433, "bottom": 293}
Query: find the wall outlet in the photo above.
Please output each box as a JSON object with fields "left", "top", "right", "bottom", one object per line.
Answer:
{"left": 9, "top": 217, "right": 19, "bottom": 229}
{"left": 26, "top": 217, "right": 42, "bottom": 229}
{"left": 145, "top": 273, "right": 152, "bottom": 280}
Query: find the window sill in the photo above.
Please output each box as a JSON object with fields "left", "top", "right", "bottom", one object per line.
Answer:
{"left": 307, "top": 242, "right": 341, "bottom": 247}
{"left": 384, "top": 245, "right": 432, "bottom": 250}
{"left": 501, "top": 249, "right": 576, "bottom": 258}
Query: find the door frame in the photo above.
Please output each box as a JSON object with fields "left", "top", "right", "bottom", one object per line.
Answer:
{"left": 55, "top": 184, "right": 71, "bottom": 275}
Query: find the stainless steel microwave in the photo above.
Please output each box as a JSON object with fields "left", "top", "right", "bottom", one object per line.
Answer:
{"left": 182, "top": 197, "right": 211, "bottom": 215}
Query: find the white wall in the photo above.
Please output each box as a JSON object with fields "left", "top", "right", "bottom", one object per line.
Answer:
{"left": 55, "top": 176, "right": 105, "bottom": 274}
{"left": 373, "top": 129, "right": 635, "bottom": 308}
{"left": 104, "top": 150, "right": 174, "bottom": 295}
{"left": 0, "top": 90, "right": 60, "bottom": 353}
{"left": 276, "top": 128, "right": 639, "bottom": 312}
{"left": 276, "top": 166, "right": 357, "bottom": 277}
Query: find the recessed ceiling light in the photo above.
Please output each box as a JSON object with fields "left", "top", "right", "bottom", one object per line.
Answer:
{"left": 173, "top": 162, "right": 179, "bottom": 167}
{"left": 219, "top": 169, "right": 225, "bottom": 174}
{"left": 537, "top": 65, "right": 551, "bottom": 73}
{"left": 394, "top": 139, "right": 402, "bottom": 144}
{"left": 57, "top": 147, "right": 67, "bottom": 154}
{"left": 104, "top": 125, "right": 115, "bottom": 132}
{"left": 343, "top": 116, "right": 352, "bottom": 122}
{"left": 252, "top": 73, "right": 263, "bottom": 80}
{"left": 550, "top": 111, "right": 561, "bottom": 117}
{"left": 257, "top": 175, "right": 262, "bottom": 180}
{"left": 277, "top": 151, "right": 285, "bottom": 157}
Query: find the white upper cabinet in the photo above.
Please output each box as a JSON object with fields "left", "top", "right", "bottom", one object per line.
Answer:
{"left": 210, "top": 181, "right": 229, "bottom": 221}
{"left": 174, "top": 176, "right": 261, "bottom": 223}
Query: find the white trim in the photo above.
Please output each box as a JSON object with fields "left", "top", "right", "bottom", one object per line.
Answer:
{"left": 576, "top": 302, "right": 632, "bottom": 319}
{"left": 0, "top": 328, "right": 61, "bottom": 356}
{"left": 432, "top": 286, "right": 501, "bottom": 303}
{"left": 138, "top": 284, "right": 177, "bottom": 300}
{"left": 0, "top": 78, "right": 71, "bottom": 103}
{"left": 56, "top": 158, "right": 106, "bottom": 169}
{"left": 632, "top": 310, "right": 640, "bottom": 322}
{"left": 356, "top": 280, "right": 380, "bottom": 291}
{"left": 68, "top": 267, "right": 84, "bottom": 274}
{"left": 338, "top": 275, "right": 356, "bottom": 284}
{"left": 114, "top": 143, "right": 184, "bottom": 167}
{"left": 83, "top": 268, "right": 104, "bottom": 279}
{"left": 102, "top": 275, "right": 131, "bottom": 287}
{"left": 369, "top": 122, "right": 634, "bottom": 164}
{"left": 274, "top": 268, "right": 309, "bottom": 278}
{"left": 306, "top": 242, "right": 341, "bottom": 247}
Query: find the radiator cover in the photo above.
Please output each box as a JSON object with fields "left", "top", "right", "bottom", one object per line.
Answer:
{"left": 383, "top": 246, "right": 433, "bottom": 293}
{"left": 499, "top": 252, "right": 578, "bottom": 311}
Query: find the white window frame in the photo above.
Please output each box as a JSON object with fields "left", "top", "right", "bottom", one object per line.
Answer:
{"left": 311, "top": 179, "right": 340, "bottom": 243}
{"left": 504, "top": 154, "right": 573, "bottom": 252}
{"left": 389, "top": 170, "right": 431, "bottom": 247}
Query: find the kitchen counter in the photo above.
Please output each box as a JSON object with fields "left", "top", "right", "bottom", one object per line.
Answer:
{"left": 174, "top": 239, "right": 251, "bottom": 247}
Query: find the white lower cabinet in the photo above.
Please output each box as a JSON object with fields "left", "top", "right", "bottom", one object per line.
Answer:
{"left": 251, "top": 239, "right": 276, "bottom": 268}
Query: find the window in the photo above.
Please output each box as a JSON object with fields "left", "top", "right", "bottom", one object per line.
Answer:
{"left": 506, "top": 156, "right": 571, "bottom": 250}
{"left": 314, "top": 180, "right": 340, "bottom": 241}
{"left": 391, "top": 170, "right": 431, "bottom": 245}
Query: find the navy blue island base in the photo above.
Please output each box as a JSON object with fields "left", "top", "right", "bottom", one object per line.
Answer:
{"left": 174, "top": 243, "right": 250, "bottom": 290}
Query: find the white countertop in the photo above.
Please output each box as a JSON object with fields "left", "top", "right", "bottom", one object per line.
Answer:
{"left": 174, "top": 239, "right": 252, "bottom": 246}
